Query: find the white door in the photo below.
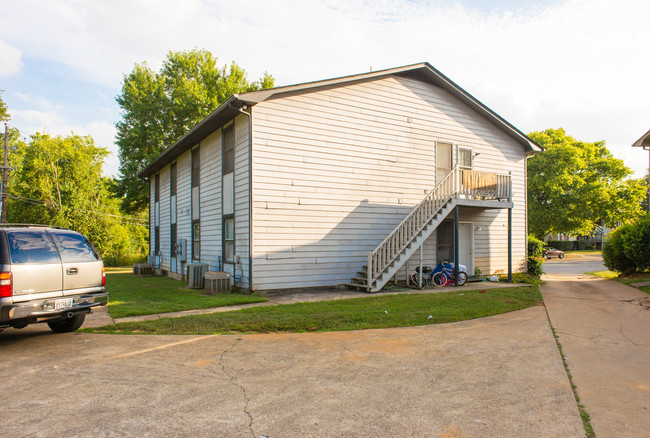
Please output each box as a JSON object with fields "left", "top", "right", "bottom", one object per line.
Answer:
{"left": 459, "top": 223, "right": 474, "bottom": 273}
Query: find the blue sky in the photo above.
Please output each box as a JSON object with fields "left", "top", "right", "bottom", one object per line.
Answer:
{"left": 1, "top": 0, "right": 649, "bottom": 178}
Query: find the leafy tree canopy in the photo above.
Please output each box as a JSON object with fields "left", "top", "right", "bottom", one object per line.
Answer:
{"left": 527, "top": 128, "right": 647, "bottom": 238}
{"left": 0, "top": 90, "right": 9, "bottom": 122}
{"left": 6, "top": 132, "right": 147, "bottom": 265}
{"left": 115, "top": 49, "right": 275, "bottom": 213}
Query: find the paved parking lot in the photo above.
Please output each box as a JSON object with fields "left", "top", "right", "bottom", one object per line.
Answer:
{"left": 0, "top": 306, "right": 582, "bottom": 437}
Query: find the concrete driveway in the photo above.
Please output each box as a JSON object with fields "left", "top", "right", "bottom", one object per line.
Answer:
{"left": 0, "top": 305, "right": 583, "bottom": 437}
{"left": 543, "top": 254, "right": 650, "bottom": 437}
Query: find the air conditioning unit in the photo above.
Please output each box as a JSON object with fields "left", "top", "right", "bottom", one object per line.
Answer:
{"left": 187, "top": 263, "right": 209, "bottom": 289}
{"left": 204, "top": 271, "right": 232, "bottom": 294}
{"left": 133, "top": 262, "right": 153, "bottom": 276}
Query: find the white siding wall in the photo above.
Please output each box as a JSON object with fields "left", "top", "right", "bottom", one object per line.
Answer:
{"left": 176, "top": 149, "right": 192, "bottom": 272}
{"left": 233, "top": 115, "right": 251, "bottom": 288}
{"left": 251, "top": 76, "right": 527, "bottom": 290}
{"left": 200, "top": 129, "right": 223, "bottom": 268}
{"left": 148, "top": 116, "right": 252, "bottom": 287}
{"left": 158, "top": 166, "right": 171, "bottom": 270}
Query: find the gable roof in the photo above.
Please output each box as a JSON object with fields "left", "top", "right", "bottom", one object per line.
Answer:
{"left": 139, "top": 62, "right": 542, "bottom": 178}
{"left": 632, "top": 129, "right": 650, "bottom": 147}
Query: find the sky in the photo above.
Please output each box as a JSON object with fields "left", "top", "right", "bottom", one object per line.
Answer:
{"left": 1, "top": 0, "right": 649, "bottom": 179}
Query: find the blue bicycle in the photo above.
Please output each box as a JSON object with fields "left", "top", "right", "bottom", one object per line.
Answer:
{"left": 410, "top": 260, "right": 468, "bottom": 288}
{"left": 431, "top": 260, "right": 468, "bottom": 287}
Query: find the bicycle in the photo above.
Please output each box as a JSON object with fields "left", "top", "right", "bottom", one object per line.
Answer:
{"left": 431, "top": 260, "right": 468, "bottom": 287}
{"left": 409, "top": 265, "right": 433, "bottom": 288}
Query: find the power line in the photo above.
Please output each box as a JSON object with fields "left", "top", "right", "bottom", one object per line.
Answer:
{"left": 6, "top": 194, "right": 149, "bottom": 225}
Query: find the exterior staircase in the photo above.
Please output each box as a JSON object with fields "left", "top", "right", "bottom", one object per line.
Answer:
{"left": 347, "top": 166, "right": 511, "bottom": 292}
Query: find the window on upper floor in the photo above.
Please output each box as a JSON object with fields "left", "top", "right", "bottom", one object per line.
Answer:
{"left": 459, "top": 147, "right": 472, "bottom": 168}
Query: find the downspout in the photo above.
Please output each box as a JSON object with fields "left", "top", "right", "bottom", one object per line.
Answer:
{"left": 229, "top": 101, "right": 254, "bottom": 291}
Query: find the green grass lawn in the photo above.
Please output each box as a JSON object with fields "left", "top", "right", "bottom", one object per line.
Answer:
{"left": 106, "top": 272, "right": 268, "bottom": 318}
{"left": 565, "top": 249, "right": 602, "bottom": 256}
{"left": 586, "top": 271, "right": 650, "bottom": 294}
{"left": 87, "top": 285, "right": 543, "bottom": 335}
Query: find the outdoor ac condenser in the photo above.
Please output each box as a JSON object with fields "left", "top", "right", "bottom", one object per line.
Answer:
{"left": 204, "top": 271, "right": 232, "bottom": 294}
{"left": 186, "top": 263, "right": 209, "bottom": 289}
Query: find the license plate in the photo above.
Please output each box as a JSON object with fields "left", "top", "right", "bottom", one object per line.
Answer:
{"left": 54, "top": 298, "right": 74, "bottom": 310}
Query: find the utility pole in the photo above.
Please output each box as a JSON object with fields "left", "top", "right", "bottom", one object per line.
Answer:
{"left": 1, "top": 123, "right": 8, "bottom": 223}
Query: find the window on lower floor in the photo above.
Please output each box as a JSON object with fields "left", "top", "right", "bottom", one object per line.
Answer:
{"left": 224, "top": 217, "right": 235, "bottom": 263}
{"left": 170, "top": 223, "right": 177, "bottom": 258}
{"left": 155, "top": 226, "right": 160, "bottom": 255}
{"left": 192, "top": 221, "right": 200, "bottom": 261}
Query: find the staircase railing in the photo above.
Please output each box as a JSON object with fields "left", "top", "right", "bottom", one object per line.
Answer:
{"left": 367, "top": 166, "right": 460, "bottom": 288}
{"left": 365, "top": 167, "right": 512, "bottom": 290}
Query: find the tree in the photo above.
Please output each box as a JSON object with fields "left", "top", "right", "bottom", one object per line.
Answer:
{"left": 527, "top": 128, "right": 647, "bottom": 238}
{"left": 7, "top": 132, "right": 147, "bottom": 265}
{"left": 115, "top": 49, "right": 275, "bottom": 213}
{"left": 0, "top": 90, "right": 9, "bottom": 122}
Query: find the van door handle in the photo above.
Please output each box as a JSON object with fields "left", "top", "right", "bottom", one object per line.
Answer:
{"left": 66, "top": 267, "right": 79, "bottom": 275}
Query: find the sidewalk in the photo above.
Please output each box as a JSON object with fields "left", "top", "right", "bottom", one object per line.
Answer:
{"left": 85, "top": 279, "right": 527, "bottom": 327}
{"left": 542, "top": 273, "right": 650, "bottom": 437}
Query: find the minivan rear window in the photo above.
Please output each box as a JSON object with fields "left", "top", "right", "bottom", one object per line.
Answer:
{"left": 51, "top": 231, "right": 100, "bottom": 263}
{"left": 7, "top": 230, "right": 61, "bottom": 264}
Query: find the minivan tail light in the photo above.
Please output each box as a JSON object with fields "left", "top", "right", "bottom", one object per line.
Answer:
{"left": 0, "top": 272, "right": 12, "bottom": 297}
{"left": 102, "top": 267, "right": 106, "bottom": 287}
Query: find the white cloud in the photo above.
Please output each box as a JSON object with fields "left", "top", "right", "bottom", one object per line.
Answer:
{"left": 0, "top": 40, "right": 23, "bottom": 76}
{"left": 2, "top": 0, "right": 650, "bottom": 177}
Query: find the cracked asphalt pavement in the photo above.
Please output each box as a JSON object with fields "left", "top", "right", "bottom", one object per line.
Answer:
{"left": 542, "top": 254, "right": 650, "bottom": 437}
{"left": 0, "top": 305, "right": 583, "bottom": 437}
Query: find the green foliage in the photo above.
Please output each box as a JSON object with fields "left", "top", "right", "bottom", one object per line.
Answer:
{"left": 6, "top": 132, "right": 147, "bottom": 265}
{"left": 547, "top": 240, "right": 574, "bottom": 251}
{"left": 115, "top": 49, "right": 275, "bottom": 213}
{"left": 602, "top": 215, "right": 650, "bottom": 275}
{"left": 0, "top": 90, "right": 9, "bottom": 122}
{"left": 527, "top": 128, "right": 647, "bottom": 238}
{"left": 527, "top": 235, "right": 544, "bottom": 278}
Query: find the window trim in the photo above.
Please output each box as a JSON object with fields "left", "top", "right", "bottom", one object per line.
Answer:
{"left": 458, "top": 146, "right": 473, "bottom": 169}
{"left": 223, "top": 215, "right": 235, "bottom": 264}
{"left": 192, "top": 220, "right": 200, "bottom": 261}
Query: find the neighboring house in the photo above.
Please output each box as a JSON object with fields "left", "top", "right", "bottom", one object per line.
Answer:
{"left": 632, "top": 129, "right": 650, "bottom": 212}
{"left": 139, "top": 63, "right": 541, "bottom": 292}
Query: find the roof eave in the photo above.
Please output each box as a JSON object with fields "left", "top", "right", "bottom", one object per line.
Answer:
{"left": 138, "top": 95, "right": 244, "bottom": 179}
{"left": 632, "top": 129, "right": 650, "bottom": 147}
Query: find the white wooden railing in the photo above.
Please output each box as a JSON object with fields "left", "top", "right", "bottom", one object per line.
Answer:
{"left": 366, "top": 166, "right": 511, "bottom": 289}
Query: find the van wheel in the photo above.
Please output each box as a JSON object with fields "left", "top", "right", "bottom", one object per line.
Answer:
{"left": 48, "top": 314, "right": 85, "bottom": 333}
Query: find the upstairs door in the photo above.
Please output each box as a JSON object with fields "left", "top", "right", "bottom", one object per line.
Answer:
{"left": 436, "top": 142, "right": 453, "bottom": 185}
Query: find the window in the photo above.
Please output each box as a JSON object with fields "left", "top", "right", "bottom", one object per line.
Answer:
{"left": 223, "top": 125, "right": 234, "bottom": 174}
{"left": 170, "top": 223, "right": 177, "bottom": 258}
{"left": 7, "top": 230, "right": 61, "bottom": 264}
{"left": 459, "top": 147, "right": 472, "bottom": 168}
{"left": 51, "top": 231, "right": 100, "bottom": 263}
{"left": 170, "top": 162, "right": 177, "bottom": 197}
{"left": 154, "top": 173, "right": 160, "bottom": 201}
{"left": 192, "top": 221, "right": 200, "bottom": 260}
{"left": 192, "top": 148, "right": 200, "bottom": 188}
{"left": 224, "top": 217, "right": 234, "bottom": 263}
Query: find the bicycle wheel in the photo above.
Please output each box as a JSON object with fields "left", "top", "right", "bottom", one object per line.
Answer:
{"left": 410, "top": 273, "right": 422, "bottom": 289}
{"left": 455, "top": 271, "right": 468, "bottom": 286}
{"left": 432, "top": 271, "right": 447, "bottom": 287}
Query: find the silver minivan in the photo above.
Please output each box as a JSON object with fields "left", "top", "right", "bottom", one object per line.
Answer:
{"left": 0, "top": 225, "right": 108, "bottom": 332}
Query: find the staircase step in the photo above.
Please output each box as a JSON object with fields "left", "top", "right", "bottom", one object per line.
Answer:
{"left": 351, "top": 276, "right": 368, "bottom": 284}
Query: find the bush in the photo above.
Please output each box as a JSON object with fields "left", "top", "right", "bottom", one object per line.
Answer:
{"left": 574, "top": 240, "right": 589, "bottom": 250}
{"left": 527, "top": 235, "right": 545, "bottom": 278}
{"left": 547, "top": 240, "right": 574, "bottom": 251}
{"left": 603, "top": 214, "right": 650, "bottom": 274}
